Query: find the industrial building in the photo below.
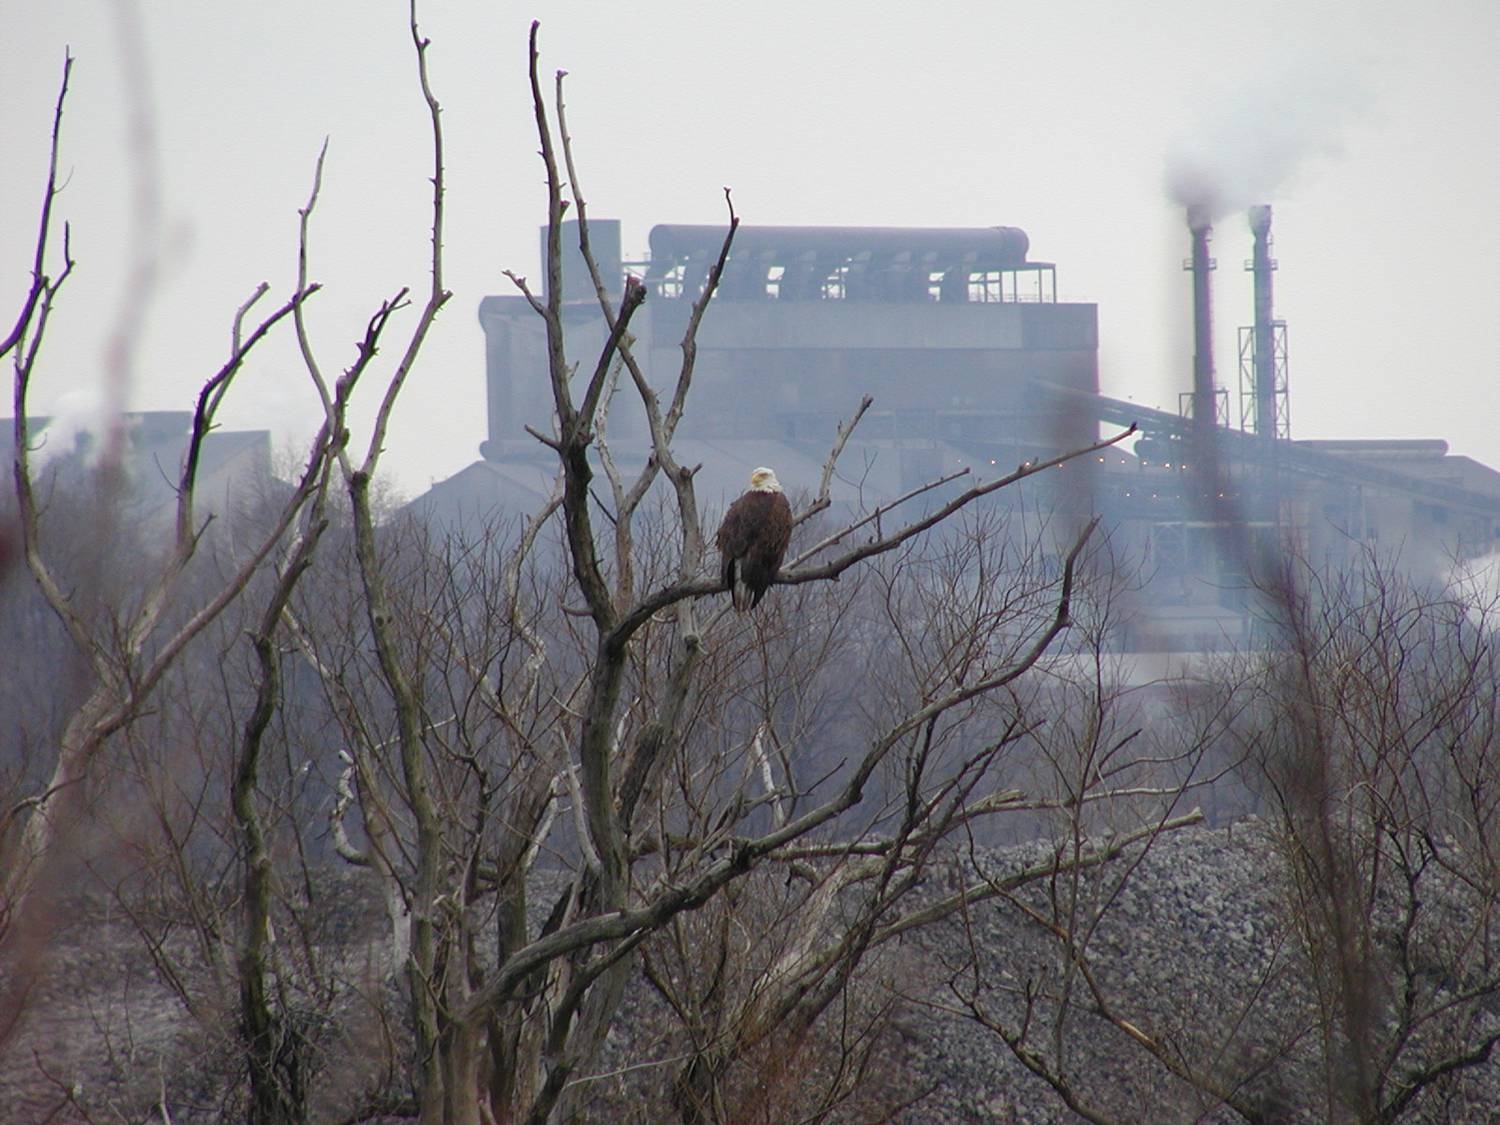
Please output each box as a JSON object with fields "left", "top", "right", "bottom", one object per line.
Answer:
{"left": 431, "top": 219, "right": 1100, "bottom": 520}
{"left": 414, "top": 212, "right": 1500, "bottom": 651}
{"left": 1, "top": 410, "right": 273, "bottom": 530}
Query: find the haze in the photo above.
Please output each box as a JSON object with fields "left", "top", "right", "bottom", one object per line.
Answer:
{"left": 4, "top": 0, "right": 1497, "bottom": 497}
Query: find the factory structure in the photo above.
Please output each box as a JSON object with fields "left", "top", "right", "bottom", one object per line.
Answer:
{"left": 416, "top": 211, "right": 1500, "bottom": 652}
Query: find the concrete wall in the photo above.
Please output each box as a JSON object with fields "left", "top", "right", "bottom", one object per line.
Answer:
{"left": 480, "top": 291, "right": 1100, "bottom": 462}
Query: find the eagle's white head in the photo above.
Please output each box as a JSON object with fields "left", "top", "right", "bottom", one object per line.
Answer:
{"left": 749, "top": 466, "right": 782, "bottom": 493}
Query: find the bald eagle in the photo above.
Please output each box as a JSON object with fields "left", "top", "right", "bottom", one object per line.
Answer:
{"left": 716, "top": 467, "right": 793, "bottom": 612}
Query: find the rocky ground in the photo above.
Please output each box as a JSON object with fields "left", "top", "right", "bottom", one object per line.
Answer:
{"left": 5, "top": 818, "right": 1499, "bottom": 1122}
{"left": 887, "top": 817, "right": 1500, "bottom": 1123}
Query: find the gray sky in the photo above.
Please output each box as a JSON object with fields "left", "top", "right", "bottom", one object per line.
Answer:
{"left": 5, "top": 1, "right": 1498, "bottom": 497}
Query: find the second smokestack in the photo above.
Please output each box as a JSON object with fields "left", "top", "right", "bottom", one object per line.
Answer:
{"left": 1249, "top": 204, "right": 1279, "bottom": 440}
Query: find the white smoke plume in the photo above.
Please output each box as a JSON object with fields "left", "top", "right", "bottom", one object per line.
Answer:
{"left": 1450, "top": 552, "right": 1500, "bottom": 632}
{"left": 1165, "top": 57, "right": 1374, "bottom": 218}
{"left": 30, "top": 388, "right": 127, "bottom": 472}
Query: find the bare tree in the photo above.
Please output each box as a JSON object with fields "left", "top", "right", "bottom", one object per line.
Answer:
{"left": 284, "top": 20, "right": 1143, "bottom": 1124}
{"left": 1234, "top": 552, "right": 1500, "bottom": 1122}
{"left": 861, "top": 538, "right": 1277, "bottom": 1123}
{"left": 0, "top": 11, "right": 444, "bottom": 1119}
{"left": 922, "top": 544, "right": 1500, "bottom": 1124}
{"left": 7, "top": 16, "right": 1209, "bottom": 1125}
{"left": 0, "top": 46, "right": 342, "bottom": 1030}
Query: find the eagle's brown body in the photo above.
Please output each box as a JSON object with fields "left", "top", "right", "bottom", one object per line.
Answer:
{"left": 716, "top": 469, "right": 793, "bottom": 612}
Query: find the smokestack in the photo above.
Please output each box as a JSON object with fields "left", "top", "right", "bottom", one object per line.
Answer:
{"left": 1249, "top": 205, "right": 1278, "bottom": 440}
{"left": 1186, "top": 205, "right": 1218, "bottom": 431}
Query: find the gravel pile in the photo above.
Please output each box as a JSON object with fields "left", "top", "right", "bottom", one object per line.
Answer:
{"left": 884, "top": 816, "right": 1500, "bottom": 1123}
{"left": 5, "top": 818, "right": 1499, "bottom": 1121}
